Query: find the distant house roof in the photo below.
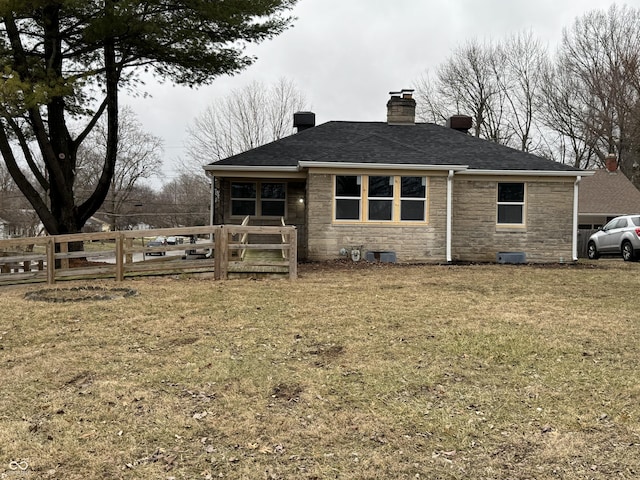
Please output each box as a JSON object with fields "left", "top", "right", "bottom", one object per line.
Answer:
{"left": 207, "top": 121, "right": 582, "bottom": 174}
{"left": 579, "top": 169, "right": 640, "bottom": 215}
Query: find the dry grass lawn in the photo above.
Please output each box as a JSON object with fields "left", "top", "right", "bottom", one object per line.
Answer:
{"left": 1, "top": 260, "right": 639, "bottom": 479}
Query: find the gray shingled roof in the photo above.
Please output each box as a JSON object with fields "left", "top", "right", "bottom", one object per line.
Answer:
{"left": 210, "top": 121, "right": 581, "bottom": 172}
{"left": 579, "top": 169, "right": 640, "bottom": 215}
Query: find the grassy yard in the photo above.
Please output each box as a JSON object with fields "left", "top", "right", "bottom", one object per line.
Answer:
{"left": 1, "top": 261, "right": 639, "bottom": 479}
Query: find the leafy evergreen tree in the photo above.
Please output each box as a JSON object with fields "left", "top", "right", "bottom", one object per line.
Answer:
{"left": 0, "top": 0, "right": 297, "bottom": 236}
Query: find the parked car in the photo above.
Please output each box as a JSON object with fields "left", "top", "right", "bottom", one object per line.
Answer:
{"left": 146, "top": 236, "right": 167, "bottom": 256}
{"left": 166, "top": 236, "right": 185, "bottom": 245}
{"left": 587, "top": 215, "right": 640, "bottom": 261}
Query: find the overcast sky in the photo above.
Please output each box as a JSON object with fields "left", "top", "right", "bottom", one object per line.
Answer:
{"left": 121, "top": 0, "right": 631, "bottom": 186}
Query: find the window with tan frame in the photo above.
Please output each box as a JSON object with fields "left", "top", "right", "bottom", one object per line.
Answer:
{"left": 334, "top": 175, "right": 427, "bottom": 223}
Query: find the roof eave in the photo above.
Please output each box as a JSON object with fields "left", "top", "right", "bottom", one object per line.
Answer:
{"left": 462, "top": 169, "right": 594, "bottom": 177}
{"left": 203, "top": 165, "right": 302, "bottom": 177}
{"left": 297, "top": 161, "right": 469, "bottom": 171}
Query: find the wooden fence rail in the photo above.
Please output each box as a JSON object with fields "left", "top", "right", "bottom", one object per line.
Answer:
{"left": 0, "top": 224, "right": 297, "bottom": 286}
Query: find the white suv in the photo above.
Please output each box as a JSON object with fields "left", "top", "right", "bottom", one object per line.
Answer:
{"left": 587, "top": 215, "right": 640, "bottom": 261}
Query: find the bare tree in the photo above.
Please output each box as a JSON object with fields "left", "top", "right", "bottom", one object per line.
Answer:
{"left": 537, "top": 58, "right": 600, "bottom": 168}
{"left": 555, "top": 4, "right": 640, "bottom": 178}
{"left": 186, "top": 77, "right": 308, "bottom": 164}
{"left": 436, "top": 39, "right": 503, "bottom": 139}
{"left": 156, "top": 174, "right": 210, "bottom": 228}
{"left": 414, "top": 72, "right": 450, "bottom": 124}
{"left": 498, "top": 31, "right": 548, "bottom": 153}
{"left": 76, "top": 106, "right": 163, "bottom": 230}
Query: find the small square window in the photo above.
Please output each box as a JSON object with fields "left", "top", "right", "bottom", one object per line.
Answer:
{"left": 497, "top": 182, "right": 525, "bottom": 225}
{"left": 231, "top": 182, "right": 256, "bottom": 216}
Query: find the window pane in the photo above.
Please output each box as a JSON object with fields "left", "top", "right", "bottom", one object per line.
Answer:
{"left": 498, "top": 183, "right": 524, "bottom": 202}
{"left": 261, "top": 183, "right": 285, "bottom": 199}
{"left": 368, "top": 176, "right": 393, "bottom": 197}
{"left": 336, "top": 176, "right": 360, "bottom": 196}
{"left": 615, "top": 218, "right": 628, "bottom": 228}
{"left": 401, "top": 200, "right": 425, "bottom": 221}
{"left": 498, "top": 205, "right": 523, "bottom": 224}
{"left": 336, "top": 199, "right": 360, "bottom": 220}
{"left": 369, "top": 199, "right": 392, "bottom": 220}
{"left": 231, "top": 182, "right": 256, "bottom": 199}
{"left": 401, "top": 176, "right": 425, "bottom": 198}
{"left": 232, "top": 200, "right": 256, "bottom": 216}
{"left": 261, "top": 200, "right": 285, "bottom": 216}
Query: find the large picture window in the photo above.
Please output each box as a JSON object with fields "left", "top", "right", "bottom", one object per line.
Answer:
{"left": 497, "top": 182, "right": 525, "bottom": 225}
{"left": 334, "top": 175, "right": 427, "bottom": 223}
{"left": 231, "top": 182, "right": 286, "bottom": 217}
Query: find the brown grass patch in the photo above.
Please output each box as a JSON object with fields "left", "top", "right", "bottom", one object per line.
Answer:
{"left": 1, "top": 260, "right": 639, "bottom": 479}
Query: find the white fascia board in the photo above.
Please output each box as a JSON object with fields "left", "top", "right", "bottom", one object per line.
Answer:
{"left": 462, "top": 169, "right": 595, "bottom": 177}
{"left": 297, "top": 161, "right": 469, "bottom": 171}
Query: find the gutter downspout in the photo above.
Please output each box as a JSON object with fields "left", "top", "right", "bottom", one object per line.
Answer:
{"left": 446, "top": 170, "right": 454, "bottom": 262}
{"left": 208, "top": 174, "right": 216, "bottom": 246}
{"left": 209, "top": 175, "right": 215, "bottom": 226}
{"left": 572, "top": 175, "right": 581, "bottom": 261}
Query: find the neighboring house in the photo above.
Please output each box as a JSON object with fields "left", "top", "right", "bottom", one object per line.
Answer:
{"left": 0, "top": 217, "right": 8, "bottom": 239}
{"left": 83, "top": 215, "right": 111, "bottom": 233}
{"left": 204, "top": 90, "right": 592, "bottom": 263}
{"left": 578, "top": 154, "right": 640, "bottom": 229}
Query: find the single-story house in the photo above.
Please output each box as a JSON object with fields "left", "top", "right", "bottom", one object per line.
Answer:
{"left": 204, "top": 90, "right": 592, "bottom": 263}
{"left": 578, "top": 154, "right": 640, "bottom": 229}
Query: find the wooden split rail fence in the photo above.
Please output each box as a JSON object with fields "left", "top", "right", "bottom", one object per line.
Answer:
{"left": 0, "top": 224, "right": 297, "bottom": 286}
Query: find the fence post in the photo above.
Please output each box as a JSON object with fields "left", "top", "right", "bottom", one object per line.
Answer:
{"left": 289, "top": 228, "right": 297, "bottom": 280}
{"left": 46, "top": 236, "right": 56, "bottom": 285}
{"left": 214, "top": 225, "right": 228, "bottom": 280}
{"left": 115, "top": 233, "right": 124, "bottom": 282}
{"left": 125, "top": 237, "right": 133, "bottom": 264}
{"left": 59, "top": 241, "right": 69, "bottom": 270}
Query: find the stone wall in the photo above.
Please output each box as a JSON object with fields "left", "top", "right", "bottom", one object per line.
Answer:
{"left": 306, "top": 173, "right": 449, "bottom": 262}
{"left": 219, "top": 173, "right": 577, "bottom": 264}
{"left": 451, "top": 177, "right": 575, "bottom": 263}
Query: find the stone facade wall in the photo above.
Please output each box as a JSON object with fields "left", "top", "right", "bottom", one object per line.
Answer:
{"left": 218, "top": 173, "right": 577, "bottom": 264}
{"left": 306, "top": 173, "right": 449, "bottom": 262}
{"left": 451, "top": 177, "right": 575, "bottom": 263}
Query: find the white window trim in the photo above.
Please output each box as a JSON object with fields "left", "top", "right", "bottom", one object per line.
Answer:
{"left": 334, "top": 175, "right": 362, "bottom": 221}
{"left": 400, "top": 176, "right": 427, "bottom": 222}
{"left": 496, "top": 182, "right": 526, "bottom": 227}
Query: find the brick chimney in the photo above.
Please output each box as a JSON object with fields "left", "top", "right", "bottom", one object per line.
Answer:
{"left": 605, "top": 153, "right": 618, "bottom": 172}
{"left": 387, "top": 89, "right": 415, "bottom": 125}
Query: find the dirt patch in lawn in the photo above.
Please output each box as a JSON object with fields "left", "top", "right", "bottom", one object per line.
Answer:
{"left": 24, "top": 285, "right": 137, "bottom": 302}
